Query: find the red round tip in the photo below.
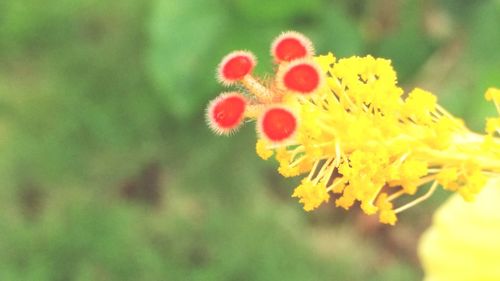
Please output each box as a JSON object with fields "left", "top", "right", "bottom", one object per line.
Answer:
{"left": 206, "top": 92, "right": 247, "bottom": 135}
{"left": 278, "top": 60, "right": 322, "bottom": 94}
{"left": 259, "top": 107, "right": 297, "bottom": 142}
{"left": 217, "top": 51, "right": 256, "bottom": 85}
{"left": 271, "top": 31, "right": 314, "bottom": 62}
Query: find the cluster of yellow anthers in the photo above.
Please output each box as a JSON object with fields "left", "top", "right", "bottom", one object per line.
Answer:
{"left": 205, "top": 31, "right": 500, "bottom": 225}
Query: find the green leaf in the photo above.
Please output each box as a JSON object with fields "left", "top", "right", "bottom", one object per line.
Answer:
{"left": 147, "top": 0, "right": 226, "bottom": 120}
{"left": 231, "top": 0, "right": 322, "bottom": 22}
{"left": 461, "top": 0, "right": 500, "bottom": 130}
{"left": 312, "top": 2, "right": 363, "bottom": 57}
{"left": 372, "top": 1, "right": 436, "bottom": 82}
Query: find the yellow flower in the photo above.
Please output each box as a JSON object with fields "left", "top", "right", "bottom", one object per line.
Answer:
{"left": 436, "top": 167, "right": 459, "bottom": 190}
{"left": 485, "top": 87, "right": 500, "bottom": 102}
{"left": 206, "top": 31, "right": 500, "bottom": 224}
{"left": 403, "top": 88, "right": 437, "bottom": 124}
{"left": 419, "top": 178, "right": 500, "bottom": 281}
{"left": 314, "top": 52, "right": 336, "bottom": 71}
{"left": 256, "top": 139, "right": 273, "bottom": 160}
{"left": 376, "top": 193, "right": 397, "bottom": 225}
{"left": 485, "top": 117, "right": 500, "bottom": 135}
{"left": 292, "top": 179, "right": 330, "bottom": 211}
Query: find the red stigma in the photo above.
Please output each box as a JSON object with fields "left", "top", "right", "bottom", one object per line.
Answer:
{"left": 282, "top": 62, "right": 320, "bottom": 94}
{"left": 260, "top": 107, "right": 297, "bottom": 142}
{"left": 272, "top": 32, "right": 313, "bottom": 62}
{"left": 218, "top": 51, "right": 256, "bottom": 84}
{"left": 207, "top": 93, "right": 247, "bottom": 135}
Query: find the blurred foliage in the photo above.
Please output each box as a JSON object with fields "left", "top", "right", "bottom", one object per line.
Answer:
{"left": 0, "top": 0, "right": 499, "bottom": 280}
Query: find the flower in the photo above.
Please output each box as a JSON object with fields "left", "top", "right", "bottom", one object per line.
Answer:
{"left": 292, "top": 179, "right": 330, "bottom": 211}
{"left": 419, "top": 178, "right": 500, "bottom": 281}
{"left": 206, "top": 31, "right": 500, "bottom": 224}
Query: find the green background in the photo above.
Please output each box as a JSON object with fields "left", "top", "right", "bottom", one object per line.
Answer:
{"left": 0, "top": 0, "right": 499, "bottom": 280}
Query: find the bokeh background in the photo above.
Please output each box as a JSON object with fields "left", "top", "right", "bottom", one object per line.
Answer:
{"left": 0, "top": 0, "right": 499, "bottom": 280}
